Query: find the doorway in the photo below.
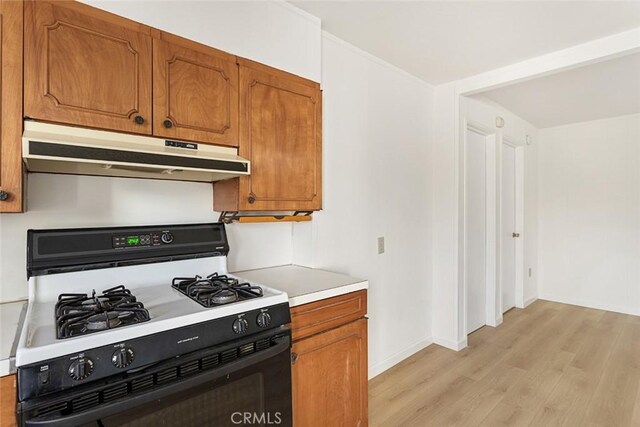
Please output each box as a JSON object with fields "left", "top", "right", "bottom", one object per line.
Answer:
{"left": 464, "top": 126, "right": 491, "bottom": 334}
{"left": 501, "top": 142, "right": 516, "bottom": 313}
{"left": 463, "top": 122, "right": 525, "bottom": 337}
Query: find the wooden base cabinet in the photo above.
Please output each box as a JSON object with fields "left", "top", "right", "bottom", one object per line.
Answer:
{"left": 0, "top": 375, "right": 17, "bottom": 427}
{"left": 289, "top": 291, "right": 368, "bottom": 427}
{"left": 292, "top": 319, "right": 368, "bottom": 427}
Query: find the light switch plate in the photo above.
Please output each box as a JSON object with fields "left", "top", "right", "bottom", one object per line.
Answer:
{"left": 377, "top": 237, "right": 385, "bottom": 254}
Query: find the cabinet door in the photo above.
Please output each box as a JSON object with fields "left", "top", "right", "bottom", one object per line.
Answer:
{"left": 292, "top": 319, "right": 368, "bottom": 427}
{"left": 153, "top": 34, "right": 238, "bottom": 146}
{"left": 0, "top": 0, "right": 23, "bottom": 212}
{"left": 0, "top": 374, "right": 17, "bottom": 427}
{"left": 24, "top": 0, "right": 152, "bottom": 134}
{"left": 238, "top": 60, "right": 322, "bottom": 211}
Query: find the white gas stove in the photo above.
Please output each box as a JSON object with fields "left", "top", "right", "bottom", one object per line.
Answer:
{"left": 17, "top": 256, "right": 287, "bottom": 366}
{"left": 16, "top": 223, "right": 293, "bottom": 426}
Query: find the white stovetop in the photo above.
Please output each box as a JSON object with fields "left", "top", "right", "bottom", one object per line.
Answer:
{"left": 234, "top": 265, "right": 368, "bottom": 307}
{"left": 16, "top": 257, "right": 288, "bottom": 367}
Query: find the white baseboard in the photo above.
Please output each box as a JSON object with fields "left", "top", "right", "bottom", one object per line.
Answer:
{"left": 368, "top": 336, "right": 433, "bottom": 380}
{"left": 523, "top": 295, "right": 537, "bottom": 308}
{"left": 539, "top": 294, "right": 639, "bottom": 316}
{"left": 433, "top": 336, "right": 467, "bottom": 351}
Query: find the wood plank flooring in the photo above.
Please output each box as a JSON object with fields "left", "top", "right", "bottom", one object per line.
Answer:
{"left": 369, "top": 300, "right": 640, "bottom": 426}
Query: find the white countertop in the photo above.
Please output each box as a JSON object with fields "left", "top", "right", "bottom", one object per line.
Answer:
{"left": 1, "top": 300, "right": 26, "bottom": 376}
{"left": 234, "top": 265, "right": 368, "bottom": 307}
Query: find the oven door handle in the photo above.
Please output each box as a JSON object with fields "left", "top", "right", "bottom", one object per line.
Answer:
{"left": 23, "top": 335, "right": 291, "bottom": 427}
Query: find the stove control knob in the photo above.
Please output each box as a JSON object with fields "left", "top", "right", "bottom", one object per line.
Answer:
{"left": 256, "top": 312, "right": 272, "bottom": 328}
{"left": 112, "top": 347, "right": 135, "bottom": 369}
{"left": 232, "top": 318, "right": 249, "bottom": 334}
{"left": 161, "top": 231, "right": 174, "bottom": 244}
{"left": 69, "top": 358, "right": 94, "bottom": 381}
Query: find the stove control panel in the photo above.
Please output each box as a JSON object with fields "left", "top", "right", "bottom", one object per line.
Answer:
{"left": 112, "top": 231, "right": 171, "bottom": 249}
{"left": 17, "top": 302, "right": 291, "bottom": 402}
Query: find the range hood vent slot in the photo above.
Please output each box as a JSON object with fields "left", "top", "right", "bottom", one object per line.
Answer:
{"left": 22, "top": 122, "right": 250, "bottom": 183}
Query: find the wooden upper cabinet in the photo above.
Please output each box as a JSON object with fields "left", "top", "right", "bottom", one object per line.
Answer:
{"left": 24, "top": 0, "right": 153, "bottom": 134}
{"left": 0, "top": 0, "right": 23, "bottom": 213}
{"left": 225, "top": 59, "right": 322, "bottom": 211}
{"left": 153, "top": 34, "right": 239, "bottom": 146}
{"left": 291, "top": 319, "right": 368, "bottom": 427}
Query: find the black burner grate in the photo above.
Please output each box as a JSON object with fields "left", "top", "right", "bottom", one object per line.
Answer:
{"left": 171, "top": 273, "right": 263, "bottom": 308}
{"left": 55, "top": 285, "right": 150, "bottom": 339}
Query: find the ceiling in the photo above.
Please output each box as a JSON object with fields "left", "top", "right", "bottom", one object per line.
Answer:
{"left": 291, "top": 1, "right": 640, "bottom": 85}
{"left": 476, "top": 53, "right": 640, "bottom": 128}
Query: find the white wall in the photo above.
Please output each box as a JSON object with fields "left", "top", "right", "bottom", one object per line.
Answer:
{"left": 430, "top": 83, "right": 461, "bottom": 349}
{"left": 82, "top": 0, "right": 321, "bottom": 82}
{"left": 538, "top": 113, "right": 640, "bottom": 315}
{"left": 293, "top": 33, "right": 434, "bottom": 378}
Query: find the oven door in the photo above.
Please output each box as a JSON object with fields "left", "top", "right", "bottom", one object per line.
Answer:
{"left": 20, "top": 330, "right": 292, "bottom": 427}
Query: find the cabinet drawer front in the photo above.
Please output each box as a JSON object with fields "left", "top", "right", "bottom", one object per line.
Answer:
{"left": 291, "top": 319, "right": 368, "bottom": 427}
{"left": 153, "top": 35, "right": 239, "bottom": 146}
{"left": 238, "top": 63, "right": 322, "bottom": 211}
{"left": 24, "top": 1, "right": 153, "bottom": 134}
{"left": 290, "top": 290, "right": 366, "bottom": 341}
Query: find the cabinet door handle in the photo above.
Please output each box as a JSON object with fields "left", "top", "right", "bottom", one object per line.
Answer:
{"left": 248, "top": 195, "right": 256, "bottom": 204}
{"left": 163, "top": 119, "right": 174, "bottom": 129}
{"left": 291, "top": 352, "right": 298, "bottom": 364}
{"left": 0, "top": 190, "right": 9, "bottom": 201}
{"left": 134, "top": 115, "right": 145, "bottom": 125}
{"left": 512, "top": 232, "right": 520, "bottom": 238}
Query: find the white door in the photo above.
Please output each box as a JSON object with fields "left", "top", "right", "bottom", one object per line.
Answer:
{"left": 501, "top": 144, "right": 516, "bottom": 313}
{"left": 465, "top": 129, "right": 487, "bottom": 334}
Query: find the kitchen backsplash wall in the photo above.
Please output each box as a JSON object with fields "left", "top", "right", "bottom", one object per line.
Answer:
{"left": 0, "top": 174, "right": 293, "bottom": 302}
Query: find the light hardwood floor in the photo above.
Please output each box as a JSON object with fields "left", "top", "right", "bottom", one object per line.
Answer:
{"left": 369, "top": 300, "right": 640, "bottom": 426}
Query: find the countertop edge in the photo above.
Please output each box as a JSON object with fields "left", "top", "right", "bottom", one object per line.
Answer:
{"left": 288, "top": 280, "right": 368, "bottom": 308}
{"left": 1, "top": 301, "right": 28, "bottom": 377}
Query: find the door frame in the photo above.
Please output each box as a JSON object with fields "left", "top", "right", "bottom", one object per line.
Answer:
{"left": 500, "top": 135, "right": 525, "bottom": 311}
{"left": 462, "top": 119, "right": 499, "bottom": 335}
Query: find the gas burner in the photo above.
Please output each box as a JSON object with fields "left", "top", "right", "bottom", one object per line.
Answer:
{"left": 172, "top": 273, "right": 263, "bottom": 308}
{"left": 209, "top": 290, "right": 238, "bottom": 305}
{"left": 55, "top": 285, "right": 150, "bottom": 339}
{"left": 85, "top": 312, "right": 122, "bottom": 331}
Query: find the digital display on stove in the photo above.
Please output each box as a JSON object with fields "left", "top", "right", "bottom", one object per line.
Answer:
{"left": 113, "top": 233, "right": 157, "bottom": 248}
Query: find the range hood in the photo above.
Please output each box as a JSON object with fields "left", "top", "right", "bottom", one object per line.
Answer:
{"left": 22, "top": 122, "right": 250, "bottom": 182}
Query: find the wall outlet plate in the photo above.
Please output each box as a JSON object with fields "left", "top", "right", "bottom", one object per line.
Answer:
{"left": 377, "top": 237, "right": 385, "bottom": 254}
